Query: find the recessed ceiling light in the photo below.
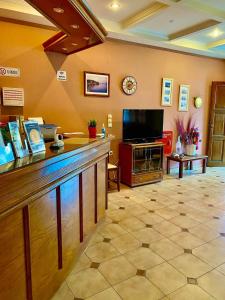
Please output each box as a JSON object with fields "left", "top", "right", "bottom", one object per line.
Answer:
{"left": 53, "top": 7, "right": 64, "bottom": 13}
{"left": 83, "top": 37, "right": 90, "bottom": 40}
{"left": 70, "top": 24, "right": 79, "bottom": 29}
{"left": 109, "top": 1, "right": 121, "bottom": 10}
{"left": 209, "top": 28, "right": 223, "bottom": 38}
{"left": 72, "top": 43, "right": 78, "bottom": 46}
{"left": 62, "top": 47, "right": 67, "bottom": 51}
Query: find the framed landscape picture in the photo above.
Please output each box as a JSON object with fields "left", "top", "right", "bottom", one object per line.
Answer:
{"left": 178, "top": 84, "right": 190, "bottom": 112}
{"left": 161, "top": 78, "right": 173, "bottom": 106}
{"left": 84, "top": 72, "right": 110, "bottom": 97}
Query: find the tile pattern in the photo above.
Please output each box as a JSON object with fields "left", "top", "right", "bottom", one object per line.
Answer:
{"left": 52, "top": 167, "right": 225, "bottom": 300}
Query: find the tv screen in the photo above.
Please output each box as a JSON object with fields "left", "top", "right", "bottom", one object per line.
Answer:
{"left": 123, "top": 109, "right": 164, "bottom": 142}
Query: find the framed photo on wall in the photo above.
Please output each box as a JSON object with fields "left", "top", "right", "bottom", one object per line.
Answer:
{"left": 178, "top": 84, "right": 190, "bottom": 112}
{"left": 84, "top": 71, "right": 110, "bottom": 97}
{"left": 161, "top": 78, "right": 173, "bottom": 106}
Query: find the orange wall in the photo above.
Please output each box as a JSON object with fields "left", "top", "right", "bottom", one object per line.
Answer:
{"left": 1, "top": 21, "right": 225, "bottom": 156}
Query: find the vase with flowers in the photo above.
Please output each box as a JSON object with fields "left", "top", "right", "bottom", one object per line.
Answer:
{"left": 176, "top": 117, "right": 201, "bottom": 156}
{"left": 88, "top": 120, "right": 97, "bottom": 138}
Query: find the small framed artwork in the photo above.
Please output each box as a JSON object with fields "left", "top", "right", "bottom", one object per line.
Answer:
{"left": 161, "top": 78, "right": 173, "bottom": 106}
{"left": 178, "top": 84, "right": 190, "bottom": 112}
{"left": 84, "top": 71, "right": 110, "bottom": 97}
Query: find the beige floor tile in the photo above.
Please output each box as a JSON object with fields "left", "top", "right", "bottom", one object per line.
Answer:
{"left": 85, "top": 242, "right": 119, "bottom": 262}
{"left": 154, "top": 220, "right": 181, "bottom": 237}
{"left": 72, "top": 253, "right": 91, "bottom": 274}
{"left": 150, "top": 238, "right": 183, "bottom": 260}
{"left": 170, "top": 231, "right": 205, "bottom": 249}
{"left": 131, "top": 227, "right": 164, "bottom": 244}
{"left": 137, "top": 213, "right": 165, "bottom": 225}
{"left": 141, "top": 201, "right": 165, "bottom": 210}
{"left": 89, "top": 232, "right": 104, "bottom": 246}
{"left": 99, "top": 255, "right": 136, "bottom": 285}
{"left": 155, "top": 207, "right": 179, "bottom": 220}
{"left": 168, "top": 284, "right": 213, "bottom": 300}
{"left": 189, "top": 224, "right": 219, "bottom": 242}
{"left": 199, "top": 269, "right": 225, "bottom": 300}
{"left": 98, "top": 223, "right": 127, "bottom": 239}
{"left": 169, "top": 253, "right": 212, "bottom": 278}
{"left": 66, "top": 268, "right": 109, "bottom": 298}
{"left": 125, "top": 247, "right": 164, "bottom": 269}
{"left": 51, "top": 282, "right": 74, "bottom": 300}
{"left": 106, "top": 209, "right": 131, "bottom": 222}
{"left": 126, "top": 204, "right": 149, "bottom": 216}
{"left": 205, "top": 219, "right": 225, "bottom": 232}
{"left": 111, "top": 233, "right": 141, "bottom": 254}
{"left": 170, "top": 215, "right": 200, "bottom": 229}
{"left": 216, "top": 263, "right": 225, "bottom": 275}
{"left": 86, "top": 288, "right": 121, "bottom": 300}
{"left": 114, "top": 275, "right": 164, "bottom": 300}
{"left": 119, "top": 216, "right": 145, "bottom": 232}
{"left": 193, "top": 242, "right": 225, "bottom": 267}
{"left": 146, "top": 262, "right": 186, "bottom": 294}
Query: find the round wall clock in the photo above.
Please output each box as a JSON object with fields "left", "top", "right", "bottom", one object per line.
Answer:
{"left": 194, "top": 97, "right": 203, "bottom": 109}
{"left": 122, "top": 76, "right": 137, "bottom": 95}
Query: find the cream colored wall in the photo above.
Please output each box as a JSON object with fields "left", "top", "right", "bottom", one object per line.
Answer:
{"left": 1, "top": 21, "right": 225, "bottom": 157}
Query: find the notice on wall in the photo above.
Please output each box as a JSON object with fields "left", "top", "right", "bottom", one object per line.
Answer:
{"left": 2, "top": 87, "right": 24, "bottom": 107}
{"left": 0, "top": 67, "right": 20, "bottom": 77}
{"left": 57, "top": 70, "right": 67, "bottom": 81}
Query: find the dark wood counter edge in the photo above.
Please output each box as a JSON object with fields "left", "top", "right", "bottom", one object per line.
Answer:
{"left": 0, "top": 139, "right": 110, "bottom": 219}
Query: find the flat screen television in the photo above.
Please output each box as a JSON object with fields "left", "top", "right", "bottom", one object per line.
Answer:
{"left": 123, "top": 109, "right": 164, "bottom": 142}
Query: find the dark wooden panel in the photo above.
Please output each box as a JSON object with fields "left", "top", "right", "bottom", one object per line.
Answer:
{"left": 211, "top": 140, "right": 224, "bottom": 162}
{"left": 82, "top": 166, "right": 95, "bottom": 241}
{"left": 213, "top": 113, "right": 225, "bottom": 135}
{"left": 60, "top": 176, "right": 80, "bottom": 272}
{"left": 30, "top": 190, "right": 59, "bottom": 300}
{"left": 216, "top": 85, "right": 225, "bottom": 108}
{"left": 97, "top": 159, "right": 106, "bottom": 221}
{"left": 0, "top": 210, "right": 26, "bottom": 300}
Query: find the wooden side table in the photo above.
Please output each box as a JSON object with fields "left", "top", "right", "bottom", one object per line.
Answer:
{"left": 167, "top": 155, "right": 208, "bottom": 179}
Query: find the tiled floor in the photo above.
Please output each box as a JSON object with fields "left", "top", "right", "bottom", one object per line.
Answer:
{"left": 52, "top": 167, "right": 225, "bottom": 300}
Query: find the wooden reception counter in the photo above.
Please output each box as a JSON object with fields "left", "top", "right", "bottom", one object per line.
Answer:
{"left": 0, "top": 137, "right": 110, "bottom": 300}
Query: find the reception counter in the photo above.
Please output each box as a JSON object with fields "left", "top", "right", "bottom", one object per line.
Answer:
{"left": 0, "top": 137, "right": 110, "bottom": 300}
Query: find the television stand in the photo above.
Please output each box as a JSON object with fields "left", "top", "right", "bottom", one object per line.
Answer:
{"left": 119, "top": 142, "right": 164, "bottom": 187}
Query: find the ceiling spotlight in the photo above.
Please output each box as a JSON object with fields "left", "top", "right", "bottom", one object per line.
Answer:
{"left": 70, "top": 24, "right": 79, "bottom": 29}
{"left": 62, "top": 47, "right": 67, "bottom": 51}
{"left": 72, "top": 43, "right": 78, "bottom": 46}
{"left": 83, "top": 36, "right": 90, "bottom": 40}
{"left": 109, "top": 1, "right": 121, "bottom": 10}
{"left": 53, "top": 7, "right": 64, "bottom": 13}
{"left": 209, "top": 28, "right": 223, "bottom": 38}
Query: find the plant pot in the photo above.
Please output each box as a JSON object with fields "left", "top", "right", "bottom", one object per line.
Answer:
{"left": 184, "top": 144, "right": 196, "bottom": 156}
{"left": 88, "top": 126, "right": 97, "bottom": 138}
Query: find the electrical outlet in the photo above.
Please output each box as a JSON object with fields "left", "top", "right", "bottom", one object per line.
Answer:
{"left": 109, "top": 150, "right": 113, "bottom": 156}
{"left": 108, "top": 114, "right": 112, "bottom": 128}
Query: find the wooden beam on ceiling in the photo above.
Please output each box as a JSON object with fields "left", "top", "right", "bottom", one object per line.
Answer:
{"left": 207, "top": 39, "right": 225, "bottom": 49}
{"left": 121, "top": 1, "right": 169, "bottom": 29}
{"left": 169, "top": 20, "right": 221, "bottom": 40}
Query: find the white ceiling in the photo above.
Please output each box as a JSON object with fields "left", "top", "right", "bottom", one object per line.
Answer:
{"left": 1, "top": 0, "right": 225, "bottom": 59}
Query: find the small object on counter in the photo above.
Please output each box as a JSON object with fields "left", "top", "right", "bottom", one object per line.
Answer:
{"left": 8, "top": 121, "right": 29, "bottom": 158}
{"left": 88, "top": 120, "right": 97, "bottom": 138}
{"left": 171, "top": 152, "right": 179, "bottom": 158}
{"left": 23, "top": 121, "right": 46, "bottom": 154}
{"left": 179, "top": 153, "right": 185, "bottom": 159}
{"left": 50, "top": 134, "right": 64, "bottom": 149}
{"left": 101, "top": 123, "right": 106, "bottom": 138}
{"left": 176, "top": 136, "right": 182, "bottom": 154}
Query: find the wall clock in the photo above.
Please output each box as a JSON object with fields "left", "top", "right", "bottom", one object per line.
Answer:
{"left": 122, "top": 76, "right": 137, "bottom": 95}
{"left": 194, "top": 97, "right": 203, "bottom": 108}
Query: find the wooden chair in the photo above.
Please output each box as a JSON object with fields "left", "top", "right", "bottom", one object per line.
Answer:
{"left": 107, "top": 156, "right": 120, "bottom": 192}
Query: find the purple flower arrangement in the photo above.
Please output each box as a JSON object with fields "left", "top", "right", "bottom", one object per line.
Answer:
{"left": 176, "top": 117, "right": 201, "bottom": 150}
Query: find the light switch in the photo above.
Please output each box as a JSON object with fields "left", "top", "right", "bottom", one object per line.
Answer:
{"left": 108, "top": 114, "right": 112, "bottom": 128}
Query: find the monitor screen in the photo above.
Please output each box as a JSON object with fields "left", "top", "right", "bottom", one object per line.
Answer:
{"left": 123, "top": 109, "right": 164, "bottom": 142}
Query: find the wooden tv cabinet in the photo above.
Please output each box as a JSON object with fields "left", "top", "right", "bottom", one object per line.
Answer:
{"left": 119, "top": 142, "right": 164, "bottom": 187}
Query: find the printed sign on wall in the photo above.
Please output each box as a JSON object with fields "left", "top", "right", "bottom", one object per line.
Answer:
{"left": 57, "top": 70, "right": 67, "bottom": 81}
{"left": 0, "top": 67, "right": 20, "bottom": 77}
{"left": 2, "top": 87, "right": 24, "bottom": 107}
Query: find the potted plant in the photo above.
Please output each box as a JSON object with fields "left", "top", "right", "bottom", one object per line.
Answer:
{"left": 88, "top": 120, "right": 97, "bottom": 138}
{"left": 176, "top": 117, "right": 201, "bottom": 156}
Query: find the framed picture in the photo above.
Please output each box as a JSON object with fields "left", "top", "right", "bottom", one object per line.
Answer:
{"left": 84, "top": 72, "right": 110, "bottom": 97}
{"left": 23, "top": 121, "right": 45, "bottom": 154}
{"left": 178, "top": 84, "right": 190, "bottom": 112}
{"left": 161, "top": 78, "right": 173, "bottom": 106}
